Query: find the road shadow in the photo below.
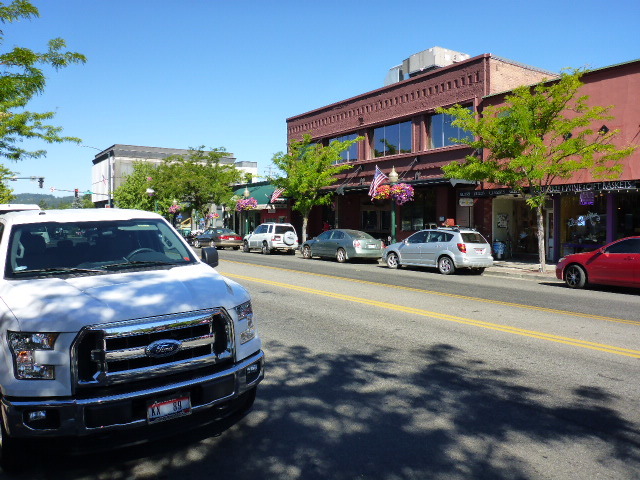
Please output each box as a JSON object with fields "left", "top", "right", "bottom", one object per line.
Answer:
{"left": 8, "top": 341, "right": 640, "bottom": 479}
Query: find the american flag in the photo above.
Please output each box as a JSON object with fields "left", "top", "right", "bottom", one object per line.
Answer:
{"left": 368, "top": 166, "right": 388, "bottom": 198}
{"left": 270, "top": 187, "right": 285, "bottom": 203}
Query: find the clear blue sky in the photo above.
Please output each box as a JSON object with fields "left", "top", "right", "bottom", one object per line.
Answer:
{"left": 6, "top": 0, "right": 640, "bottom": 196}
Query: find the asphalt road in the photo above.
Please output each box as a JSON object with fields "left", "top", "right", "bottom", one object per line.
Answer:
{"left": 14, "top": 249, "right": 640, "bottom": 480}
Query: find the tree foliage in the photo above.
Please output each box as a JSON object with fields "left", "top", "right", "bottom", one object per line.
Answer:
{"left": 437, "top": 68, "right": 637, "bottom": 271}
{"left": 0, "top": 0, "right": 86, "bottom": 162}
{"left": 0, "top": 163, "right": 16, "bottom": 202}
{"left": 114, "top": 147, "right": 242, "bottom": 222}
{"left": 270, "top": 134, "right": 363, "bottom": 242}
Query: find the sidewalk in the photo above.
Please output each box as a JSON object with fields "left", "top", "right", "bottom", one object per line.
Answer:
{"left": 486, "top": 258, "right": 560, "bottom": 281}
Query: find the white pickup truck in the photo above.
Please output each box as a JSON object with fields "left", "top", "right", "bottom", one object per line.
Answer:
{"left": 0, "top": 208, "right": 263, "bottom": 470}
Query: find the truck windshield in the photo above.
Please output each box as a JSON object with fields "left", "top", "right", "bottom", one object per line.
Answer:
{"left": 6, "top": 218, "right": 196, "bottom": 278}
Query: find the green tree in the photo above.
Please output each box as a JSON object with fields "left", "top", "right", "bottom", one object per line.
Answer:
{"left": 270, "top": 134, "right": 363, "bottom": 243}
{"left": 0, "top": 164, "right": 16, "bottom": 202}
{"left": 159, "top": 147, "right": 242, "bottom": 223}
{"left": 113, "top": 162, "right": 159, "bottom": 211}
{"left": 437, "top": 69, "right": 637, "bottom": 272}
{"left": 0, "top": 0, "right": 86, "bottom": 161}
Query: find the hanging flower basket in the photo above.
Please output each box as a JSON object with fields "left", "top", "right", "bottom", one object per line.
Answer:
{"left": 390, "top": 183, "right": 414, "bottom": 205}
{"left": 373, "top": 183, "right": 414, "bottom": 205}
{"left": 236, "top": 197, "right": 258, "bottom": 211}
{"left": 168, "top": 204, "right": 181, "bottom": 214}
{"left": 207, "top": 212, "right": 220, "bottom": 219}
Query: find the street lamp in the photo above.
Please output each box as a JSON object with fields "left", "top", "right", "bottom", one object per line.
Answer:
{"left": 388, "top": 167, "right": 399, "bottom": 244}
{"left": 243, "top": 186, "right": 251, "bottom": 235}
{"left": 146, "top": 188, "right": 157, "bottom": 212}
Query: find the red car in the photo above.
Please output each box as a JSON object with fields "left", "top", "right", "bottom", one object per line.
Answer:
{"left": 556, "top": 236, "right": 640, "bottom": 289}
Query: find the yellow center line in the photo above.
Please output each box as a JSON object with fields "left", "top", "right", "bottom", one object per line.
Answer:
{"left": 224, "top": 271, "right": 640, "bottom": 359}
{"left": 220, "top": 260, "right": 640, "bottom": 327}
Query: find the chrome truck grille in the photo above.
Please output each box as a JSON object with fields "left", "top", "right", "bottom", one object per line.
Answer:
{"left": 72, "top": 309, "right": 234, "bottom": 394}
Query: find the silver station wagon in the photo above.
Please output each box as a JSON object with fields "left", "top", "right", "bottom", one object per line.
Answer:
{"left": 383, "top": 227, "right": 493, "bottom": 275}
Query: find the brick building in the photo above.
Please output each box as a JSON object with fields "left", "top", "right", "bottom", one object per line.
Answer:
{"left": 286, "top": 48, "right": 639, "bottom": 262}
{"left": 286, "top": 47, "right": 555, "bottom": 243}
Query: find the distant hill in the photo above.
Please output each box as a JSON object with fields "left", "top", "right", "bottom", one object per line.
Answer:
{"left": 13, "top": 193, "right": 75, "bottom": 208}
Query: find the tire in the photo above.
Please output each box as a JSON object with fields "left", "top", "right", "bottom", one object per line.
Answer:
{"left": 301, "top": 246, "right": 312, "bottom": 259}
{"left": 336, "top": 248, "right": 347, "bottom": 263}
{"left": 242, "top": 241, "right": 250, "bottom": 252}
{"left": 287, "top": 249, "right": 296, "bottom": 255}
{"left": 283, "top": 231, "right": 296, "bottom": 246}
{"left": 193, "top": 239, "right": 201, "bottom": 248}
{"left": 470, "top": 268, "right": 485, "bottom": 275}
{"left": 233, "top": 246, "right": 240, "bottom": 250}
{"left": 261, "top": 242, "right": 271, "bottom": 255}
{"left": 386, "top": 252, "right": 399, "bottom": 269}
{"left": 438, "top": 256, "right": 455, "bottom": 275}
{"left": 565, "top": 264, "right": 587, "bottom": 288}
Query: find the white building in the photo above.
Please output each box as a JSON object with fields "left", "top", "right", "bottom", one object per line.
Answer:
{"left": 90, "top": 144, "right": 258, "bottom": 207}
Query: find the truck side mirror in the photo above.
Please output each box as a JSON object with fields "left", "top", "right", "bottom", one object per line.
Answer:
{"left": 201, "top": 247, "right": 219, "bottom": 268}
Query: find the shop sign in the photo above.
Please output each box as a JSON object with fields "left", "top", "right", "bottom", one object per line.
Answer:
{"left": 579, "top": 191, "right": 595, "bottom": 205}
{"left": 459, "top": 198, "right": 474, "bottom": 206}
{"left": 459, "top": 180, "right": 638, "bottom": 198}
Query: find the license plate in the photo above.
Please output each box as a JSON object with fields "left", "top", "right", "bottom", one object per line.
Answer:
{"left": 367, "top": 244, "right": 377, "bottom": 249}
{"left": 475, "top": 248, "right": 485, "bottom": 254}
{"left": 147, "top": 395, "right": 191, "bottom": 424}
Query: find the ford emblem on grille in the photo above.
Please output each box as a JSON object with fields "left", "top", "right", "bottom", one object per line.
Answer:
{"left": 145, "top": 339, "right": 182, "bottom": 358}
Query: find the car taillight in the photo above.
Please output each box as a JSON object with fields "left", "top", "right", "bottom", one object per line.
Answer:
{"left": 353, "top": 240, "right": 361, "bottom": 248}
{"left": 457, "top": 243, "right": 467, "bottom": 253}
{"left": 273, "top": 235, "right": 281, "bottom": 241}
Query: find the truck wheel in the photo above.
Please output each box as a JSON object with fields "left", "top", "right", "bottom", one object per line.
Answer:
{"left": 0, "top": 421, "right": 26, "bottom": 472}
{"left": 261, "top": 243, "right": 271, "bottom": 255}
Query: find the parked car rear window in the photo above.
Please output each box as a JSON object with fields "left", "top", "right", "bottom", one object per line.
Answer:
{"left": 274, "top": 226, "right": 295, "bottom": 234}
{"left": 460, "top": 233, "right": 488, "bottom": 244}
{"left": 346, "top": 230, "right": 375, "bottom": 240}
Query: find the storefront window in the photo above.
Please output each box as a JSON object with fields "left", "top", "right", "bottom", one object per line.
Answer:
{"left": 401, "top": 190, "right": 436, "bottom": 231}
{"left": 615, "top": 192, "right": 640, "bottom": 239}
{"left": 561, "top": 194, "right": 607, "bottom": 252}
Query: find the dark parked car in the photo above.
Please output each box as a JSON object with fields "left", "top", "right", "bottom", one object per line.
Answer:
{"left": 194, "top": 227, "right": 243, "bottom": 249}
{"left": 556, "top": 236, "right": 640, "bottom": 289}
{"left": 302, "top": 229, "right": 384, "bottom": 263}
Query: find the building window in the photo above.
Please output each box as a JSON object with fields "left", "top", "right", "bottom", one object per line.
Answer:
{"left": 430, "top": 106, "right": 473, "bottom": 149}
{"left": 373, "top": 121, "right": 412, "bottom": 158}
{"left": 329, "top": 133, "right": 360, "bottom": 163}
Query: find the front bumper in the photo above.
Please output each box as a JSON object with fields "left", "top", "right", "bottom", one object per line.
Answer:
{"left": 2, "top": 351, "right": 264, "bottom": 439}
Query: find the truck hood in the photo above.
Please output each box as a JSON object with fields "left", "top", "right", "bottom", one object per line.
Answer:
{"left": 1, "top": 264, "right": 250, "bottom": 332}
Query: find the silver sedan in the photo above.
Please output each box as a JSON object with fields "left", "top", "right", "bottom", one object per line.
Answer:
{"left": 302, "top": 229, "right": 384, "bottom": 263}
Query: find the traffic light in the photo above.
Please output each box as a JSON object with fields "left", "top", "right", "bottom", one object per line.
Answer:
{"left": 74, "top": 189, "right": 79, "bottom": 198}
{"left": 38, "top": 177, "right": 44, "bottom": 188}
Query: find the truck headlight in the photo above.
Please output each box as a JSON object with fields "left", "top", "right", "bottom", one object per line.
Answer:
{"left": 235, "top": 301, "right": 256, "bottom": 344}
{"left": 8, "top": 332, "right": 59, "bottom": 380}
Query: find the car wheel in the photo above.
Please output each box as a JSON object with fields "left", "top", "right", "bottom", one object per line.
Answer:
{"left": 470, "top": 268, "right": 485, "bottom": 275}
{"left": 243, "top": 241, "right": 250, "bottom": 253}
{"left": 261, "top": 242, "right": 271, "bottom": 255}
{"left": 302, "top": 246, "right": 312, "bottom": 259}
{"left": 193, "top": 239, "right": 201, "bottom": 248}
{"left": 336, "top": 248, "right": 347, "bottom": 263}
{"left": 233, "top": 246, "right": 240, "bottom": 250}
{"left": 386, "top": 252, "right": 399, "bottom": 269}
{"left": 438, "top": 256, "right": 455, "bottom": 275}
{"left": 565, "top": 264, "right": 587, "bottom": 288}
{"left": 287, "top": 249, "right": 296, "bottom": 255}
